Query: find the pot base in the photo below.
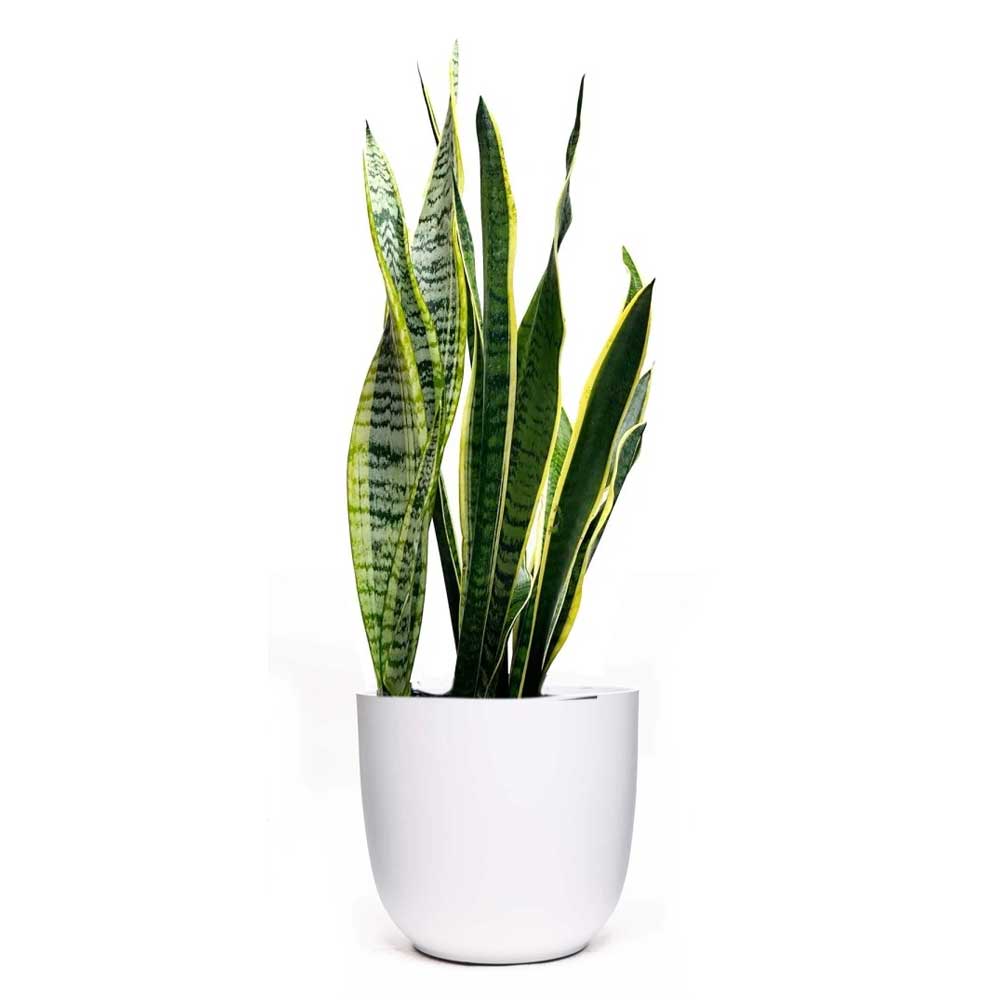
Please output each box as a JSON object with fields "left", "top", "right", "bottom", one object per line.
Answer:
{"left": 414, "top": 941, "right": 589, "bottom": 966}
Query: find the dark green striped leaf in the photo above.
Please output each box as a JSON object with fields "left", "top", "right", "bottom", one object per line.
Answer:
{"left": 485, "top": 82, "right": 584, "bottom": 694}
{"left": 516, "top": 281, "right": 655, "bottom": 696}
{"left": 547, "top": 409, "right": 648, "bottom": 667}
{"left": 541, "top": 408, "right": 572, "bottom": 555}
{"left": 452, "top": 99, "right": 517, "bottom": 696}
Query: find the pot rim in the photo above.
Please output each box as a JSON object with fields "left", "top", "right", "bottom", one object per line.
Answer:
{"left": 356, "top": 683, "right": 637, "bottom": 702}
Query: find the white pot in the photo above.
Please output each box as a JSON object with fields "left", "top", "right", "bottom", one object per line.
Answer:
{"left": 356, "top": 685, "right": 638, "bottom": 964}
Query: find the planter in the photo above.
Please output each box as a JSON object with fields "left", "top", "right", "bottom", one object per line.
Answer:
{"left": 356, "top": 685, "right": 638, "bottom": 964}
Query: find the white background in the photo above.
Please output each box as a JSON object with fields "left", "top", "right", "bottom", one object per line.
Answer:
{"left": 2, "top": 1, "right": 999, "bottom": 997}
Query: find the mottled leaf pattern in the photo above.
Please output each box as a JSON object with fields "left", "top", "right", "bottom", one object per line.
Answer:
{"left": 412, "top": 106, "right": 464, "bottom": 436}
{"left": 349, "top": 54, "right": 655, "bottom": 697}
{"left": 412, "top": 57, "right": 470, "bottom": 651}
{"left": 363, "top": 129, "right": 441, "bottom": 420}
{"left": 346, "top": 315, "right": 425, "bottom": 691}
{"left": 380, "top": 421, "right": 442, "bottom": 694}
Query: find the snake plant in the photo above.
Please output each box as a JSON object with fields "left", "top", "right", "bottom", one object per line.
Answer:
{"left": 347, "top": 44, "right": 653, "bottom": 697}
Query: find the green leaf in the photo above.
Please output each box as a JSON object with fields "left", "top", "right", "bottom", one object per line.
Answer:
{"left": 411, "top": 105, "right": 465, "bottom": 433}
{"left": 556, "top": 78, "right": 584, "bottom": 249}
{"left": 417, "top": 63, "right": 440, "bottom": 145}
{"left": 416, "top": 60, "right": 483, "bottom": 597}
{"left": 540, "top": 408, "right": 572, "bottom": 561}
{"left": 452, "top": 99, "right": 518, "bottom": 696}
{"left": 410, "top": 99, "right": 468, "bottom": 648}
{"left": 515, "top": 281, "right": 655, "bottom": 696}
{"left": 363, "top": 127, "right": 442, "bottom": 422}
{"left": 622, "top": 245, "right": 643, "bottom": 305}
{"left": 546, "top": 401, "right": 649, "bottom": 667}
{"left": 432, "top": 487, "right": 461, "bottom": 643}
{"left": 346, "top": 315, "right": 426, "bottom": 692}
{"left": 417, "top": 52, "right": 481, "bottom": 327}
{"left": 485, "top": 81, "right": 584, "bottom": 695}
{"left": 379, "top": 419, "right": 443, "bottom": 694}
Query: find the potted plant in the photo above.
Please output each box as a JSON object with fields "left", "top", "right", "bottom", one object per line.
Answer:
{"left": 348, "top": 44, "right": 654, "bottom": 964}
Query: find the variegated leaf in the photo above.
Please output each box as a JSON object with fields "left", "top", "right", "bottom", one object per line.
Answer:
{"left": 515, "top": 281, "right": 655, "bottom": 696}
{"left": 379, "top": 419, "right": 442, "bottom": 694}
{"left": 452, "top": 99, "right": 517, "bottom": 696}
{"left": 485, "top": 80, "right": 584, "bottom": 695}
{"left": 622, "top": 245, "right": 643, "bottom": 305}
{"left": 412, "top": 106, "right": 465, "bottom": 438}
{"left": 546, "top": 408, "right": 649, "bottom": 667}
{"left": 529, "top": 259, "right": 651, "bottom": 679}
{"left": 346, "top": 314, "right": 426, "bottom": 691}
{"left": 539, "top": 408, "right": 572, "bottom": 567}
{"left": 363, "top": 127, "right": 441, "bottom": 423}
{"left": 413, "top": 56, "right": 471, "bottom": 648}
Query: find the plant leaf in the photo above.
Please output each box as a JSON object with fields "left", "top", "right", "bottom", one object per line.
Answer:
{"left": 410, "top": 100, "right": 468, "bottom": 647}
{"left": 622, "top": 245, "right": 643, "bottom": 305}
{"left": 451, "top": 99, "right": 518, "bottom": 696}
{"left": 485, "top": 80, "right": 584, "bottom": 694}
{"left": 546, "top": 410, "right": 648, "bottom": 667}
{"left": 363, "top": 126, "right": 442, "bottom": 423}
{"left": 379, "top": 419, "right": 443, "bottom": 694}
{"left": 412, "top": 105, "right": 465, "bottom": 433}
{"left": 346, "top": 315, "right": 426, "bottom": 691}
{"left": 515, "top": 281, "right": 655, "bottom": 696}
{"left": 540, "top": 408, "right": 572, "bottom": 564}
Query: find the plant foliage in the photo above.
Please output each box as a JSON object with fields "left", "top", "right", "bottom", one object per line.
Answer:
{"left": 348, "top": 43, "right": 653, "bottom": 696}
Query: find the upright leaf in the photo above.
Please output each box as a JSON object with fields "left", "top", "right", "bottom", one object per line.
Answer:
{"left": 363, "top": 128, "right": 442, "bottom": 420}
{"left": 451, "top": 99, "right": 517, "bottom": 696}
{"left": 346, "top": 314, "right": 425, "bottom": 691}
{"left": 542, "top": 409, "right": 572, "bottom": 550}
{"left": 411, "top": 102, "right": 468, "bottom": 645}
{"left": 515, "top": 282, "right": 655, "bottom": 696}
{"left": 482, "top": 80, "right": 584, "bottom": 693}
{"left": 352, "top": 127, "right": 453, "bottom": 695}
{"left": 412, "top": 106, "right": 465, "bottom": 432}
{"left": 546, "top": 372, "right": 650, "bottom": 666}
{"left": 622, "top": 245, "right": 643, "bottom": 304}
{"left": 379, "top": 420, "right": 442, "bottom": 694}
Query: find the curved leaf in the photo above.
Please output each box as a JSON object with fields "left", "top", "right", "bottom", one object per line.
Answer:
{"left": 546, "top": 414, "right": 648, "bottom": 666}
{"left": 363, "top": 128, "right": 441, "bottom": 421}
{"left": 346, "top": 315, "right": 425, "bottom": 691}
{"left": 515, "top": 281, "right": 655, "bottom": 696}
{"left": 622, "top": 245, "right": 643, "bottom": 305}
